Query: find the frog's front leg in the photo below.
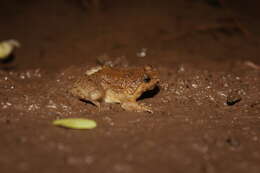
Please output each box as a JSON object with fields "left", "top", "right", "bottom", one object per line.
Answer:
{"left": 121, "top": 102, "right": 153, "bottom": 113}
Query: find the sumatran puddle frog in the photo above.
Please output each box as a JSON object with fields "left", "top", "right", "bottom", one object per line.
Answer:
{"left": 70, "top": 65, "right": 160, "bottom": 113}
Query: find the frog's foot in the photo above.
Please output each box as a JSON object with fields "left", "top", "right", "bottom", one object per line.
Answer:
{"left": 85, "top": 100, "right": 101, "bottom": 112}
{"left": 91, "top": 100, "right": 100, "bottom": 109}
{"left": 121, "top": 102, "right": 153, "bottom": 113}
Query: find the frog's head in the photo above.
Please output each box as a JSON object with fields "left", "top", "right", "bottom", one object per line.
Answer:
{"left": 131, "top": 65, "right": 160, "bottom": 99}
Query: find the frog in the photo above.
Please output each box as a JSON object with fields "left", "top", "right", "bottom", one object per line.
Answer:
{"left": 70, "top": 65, "right": 160, "bottom": 113}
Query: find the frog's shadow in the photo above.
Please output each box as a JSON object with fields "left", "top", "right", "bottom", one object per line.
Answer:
{"left": 78, "top": 97, "right": 97, "bottom": 106}
{"left": 137, "top": 85, "right": 160, "bottom": 101}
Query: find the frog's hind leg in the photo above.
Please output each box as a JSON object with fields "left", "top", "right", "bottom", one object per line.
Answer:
{"left": 121, "top": 102, "right": 153, "bottom": 113}
{"left": 71, "top": 87, "right": 103, "bottom": 110}
{"left": 88, "top": 89, "right": 103, "bottom": 110}
{"left": 91, "top": 100, "right": 101, "bottom": 111}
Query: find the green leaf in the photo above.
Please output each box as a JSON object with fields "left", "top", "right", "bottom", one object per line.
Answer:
{"left": 53, "top": 118, "right": 97, "bottom": 130}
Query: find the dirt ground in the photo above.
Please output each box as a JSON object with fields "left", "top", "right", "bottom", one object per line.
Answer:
{"left": 0, "top": 0, "right": 260, "bottom": 173}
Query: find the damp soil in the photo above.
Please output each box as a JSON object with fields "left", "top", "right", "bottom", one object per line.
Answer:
{"left": 0, "top": 0, "right": 260, "bottom": 173}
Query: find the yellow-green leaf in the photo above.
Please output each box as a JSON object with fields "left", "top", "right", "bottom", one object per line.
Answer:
{"left": 53, "top": 118, "right": 97, "bottom": 130}
{"left": 0, "top": 39, "right": 20, "bottom": 59}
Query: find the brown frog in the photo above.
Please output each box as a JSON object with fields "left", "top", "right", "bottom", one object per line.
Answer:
{"left": 70, "top": 65, "right": 159, "bottom": 113}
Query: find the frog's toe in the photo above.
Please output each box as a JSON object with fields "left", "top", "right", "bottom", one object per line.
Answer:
{"left": 140, "top": 103, "right": 153, "bottom": 113}
{"left": 121, "top": 102, "right": 153, "bottom": 113}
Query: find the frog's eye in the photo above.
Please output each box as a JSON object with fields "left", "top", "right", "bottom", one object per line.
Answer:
{"left": 143, "top": 75, "right": 151, "bottom": 83}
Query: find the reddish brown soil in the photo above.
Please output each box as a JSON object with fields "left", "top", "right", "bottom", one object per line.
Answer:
{"left": 1, "top": 0, "right": 260, "bottom": 173}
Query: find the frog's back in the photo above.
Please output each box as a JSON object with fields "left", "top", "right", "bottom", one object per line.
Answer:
{"left": 97, "top": 66, "right": 144, "bottom": 93}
